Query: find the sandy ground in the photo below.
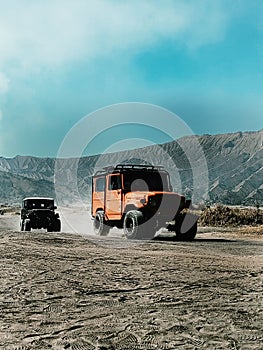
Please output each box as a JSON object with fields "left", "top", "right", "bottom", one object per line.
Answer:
{"left": 0, "top": 210, "right": 262, "bottom": 349}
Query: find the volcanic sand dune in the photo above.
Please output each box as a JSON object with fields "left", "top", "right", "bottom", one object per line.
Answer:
{"left": 0, "top": 211, "right": 262, "bottom": 349}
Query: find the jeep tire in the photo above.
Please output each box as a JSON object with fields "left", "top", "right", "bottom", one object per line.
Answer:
{"left": 53, "top": 219, "right": 61, "bottom": 232}
{"left": 123, "top": 210, "right": 145, "bottom": 239}
{"left": 24, "top": 220, "right": 31, "bottom": 232}
{"left": 47, "top": 219, "right": 61, "bottom": 232}
{"left": 93, "top": 211, "right": 110, "bottom": 236}
{"left": 175, "top": 213, "right": 197, "bottom": 241}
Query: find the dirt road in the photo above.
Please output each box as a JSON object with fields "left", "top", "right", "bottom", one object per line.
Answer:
{"left": 0, "top": 214, "right": 262, "bottom": 349}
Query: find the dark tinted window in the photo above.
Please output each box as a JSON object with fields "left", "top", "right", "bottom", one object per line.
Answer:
{"left": 108, "top": 175, "right": 122, "bottom": 190}
{"left": 24, "top": 199, "right": 54, "bottom": 209}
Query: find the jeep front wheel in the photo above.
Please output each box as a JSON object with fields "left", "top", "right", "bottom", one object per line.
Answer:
{"left": 175, "top": 213, "right": 198, "bottom": 241}
{"left": 24, "top": 220, "right": 31, "bottom": 232}
{"left": 54, "top": 219, "right": 61, "bottom": 232}
{"left": 123, "top": 210, "right": 144, "bottom": 239}
{"left": 93, "top": 211, "right": 110, "bottom": 236}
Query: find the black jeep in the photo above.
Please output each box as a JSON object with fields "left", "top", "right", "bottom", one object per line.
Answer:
{"left": 20, "top": 197, "right": 61, "bottom": 232}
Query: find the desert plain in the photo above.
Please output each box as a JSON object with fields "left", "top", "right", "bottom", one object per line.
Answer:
{"left": 0, "top": 207, "right": 262, "bottom": 350}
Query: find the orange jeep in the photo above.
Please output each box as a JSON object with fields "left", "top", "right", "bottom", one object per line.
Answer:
{"left": 91, "top": 164, "right": 198, "bottom": 240}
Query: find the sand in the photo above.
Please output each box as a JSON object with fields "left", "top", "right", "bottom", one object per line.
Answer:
{"left": 0, "top": 210, "right": 262, "bottom": 349}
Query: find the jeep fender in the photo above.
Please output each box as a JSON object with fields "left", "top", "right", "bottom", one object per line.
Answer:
{"left": 123, "top": 205, "right": 138, "bottom": 217}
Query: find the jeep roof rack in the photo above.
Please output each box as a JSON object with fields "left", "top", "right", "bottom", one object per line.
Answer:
{"left": 22, "top": 197, "right": 54, "bottom": 201}
{"left": 94, "top": 164, "right": 165, "bottom": 176}
{"left": 113, "top": 164, "right": 164, "bottom": 170}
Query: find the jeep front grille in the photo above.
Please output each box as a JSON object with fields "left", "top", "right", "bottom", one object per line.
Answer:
{"left": 148, "top": 194, "right": 183, "bottom": 220}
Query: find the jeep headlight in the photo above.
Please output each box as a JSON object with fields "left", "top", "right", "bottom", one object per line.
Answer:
{"left": 140, "top": 198, "right": 146, "bottom": 205}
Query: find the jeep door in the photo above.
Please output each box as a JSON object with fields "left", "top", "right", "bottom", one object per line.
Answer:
{"left": 106, "top": 174, "right": 122, "bottom": 220}
{"left": 92, "top": 176, "right": 105, "bottom": 216}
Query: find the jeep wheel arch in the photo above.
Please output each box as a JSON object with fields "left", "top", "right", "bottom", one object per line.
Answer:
{"left": 124, "top": 205, "right": 138, "bottom": 214}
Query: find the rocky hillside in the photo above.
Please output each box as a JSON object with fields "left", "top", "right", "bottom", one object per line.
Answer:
{"left": 0, "top": 130, "right": 262, "bottom": 206}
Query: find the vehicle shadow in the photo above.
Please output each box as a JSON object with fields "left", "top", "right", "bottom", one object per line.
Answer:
{"left": 153, "top": 235, "right": 237, "bottom": 243}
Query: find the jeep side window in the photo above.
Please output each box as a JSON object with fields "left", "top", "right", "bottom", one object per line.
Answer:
{"left": 108, "top": 175, "right": 121, "bottom": 191}
{"left": 95, "top": 177, "right": 105, "bottom": 192}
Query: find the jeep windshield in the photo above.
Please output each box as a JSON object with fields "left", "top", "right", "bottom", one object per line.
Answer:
{"left": 123, "top": 171, "right": 170, "bottom": 192}
{"left": 23, "top": 199, "right": 54, "bottom": 209}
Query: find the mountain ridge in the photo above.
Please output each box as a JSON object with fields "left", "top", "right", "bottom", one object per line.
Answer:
{"left": 0, "top": 130, "right": 262, "bottom": 206}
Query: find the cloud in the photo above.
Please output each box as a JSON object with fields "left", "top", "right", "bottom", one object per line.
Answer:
{"left": 0, "top": 72, "right": 10, "bottom": 93}
{"left": 0, "top": 0, "right": 232, "bottom": 70}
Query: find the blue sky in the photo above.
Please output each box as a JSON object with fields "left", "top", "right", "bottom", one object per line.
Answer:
{"left": 0, "top": 0, "right": 262, "bottom": 158}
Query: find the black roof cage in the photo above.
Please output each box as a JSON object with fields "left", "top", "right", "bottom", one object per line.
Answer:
{"left": 113, "top": 164, "right": 164, "bottom": 170}
{"left": 94, "top": 164, "right": 165, "bottom": 176}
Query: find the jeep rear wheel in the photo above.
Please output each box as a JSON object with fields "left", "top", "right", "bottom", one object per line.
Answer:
{"left": 94, "top": 211, "right": 110, "bottom": 236}
{"left": 175, "top": 213, "right": 198, "bottom": 241}
{"left": 123, "top": 210, "right": 145, "bottom": 239}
